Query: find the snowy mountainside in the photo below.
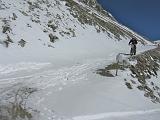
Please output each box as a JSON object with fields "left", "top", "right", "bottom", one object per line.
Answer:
{"left": 0, "top": 0, "right": 160, "bottom": 120}
{"left": 0, "top": 0, "right": 153, "bottom": 64}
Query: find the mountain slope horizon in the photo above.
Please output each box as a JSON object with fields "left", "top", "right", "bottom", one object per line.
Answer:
{"left": 0, "top": 0, "right": 160, "bottom": 120}
{"left": 0, "top": 0, "right": 154, "bottom": 64}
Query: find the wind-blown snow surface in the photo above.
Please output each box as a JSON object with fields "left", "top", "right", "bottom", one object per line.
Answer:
{"left": 1, "top": 55, "right": 160, "bottom": 120}
{"left": 0, "top": 0, "right": 160, "bottom": 120}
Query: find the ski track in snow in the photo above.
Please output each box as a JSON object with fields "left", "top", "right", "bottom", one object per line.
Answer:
{"left": 0, "top": 62, "right": 50, "bottom": 75}
{"left": 0, "top": 59, "right": 112, "bottom": 120}
{"left": 73, "top": 109, "right": 160, "bottom": 120}
{"left": 0, "top": 59, "right": 107, "bottom": 99}
{"left": 0, "top": 58, "right": 160, "bottom": 120}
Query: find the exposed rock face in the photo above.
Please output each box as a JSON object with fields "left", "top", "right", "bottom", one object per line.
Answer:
{"left": 97, "top": 47, "right": 160, "bottom": 103}
{"left": 130, "top": 47, "right": 160, "bottom": 81}
{"left": 129, "top": 47, "right": 160, "bottom": 103}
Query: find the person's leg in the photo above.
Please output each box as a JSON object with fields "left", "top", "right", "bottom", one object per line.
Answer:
{"left": 130, "top": 48, "right": 133, "bottom": 55}
{"left": 133, "top": 45, "right": 136, "bottom": 55}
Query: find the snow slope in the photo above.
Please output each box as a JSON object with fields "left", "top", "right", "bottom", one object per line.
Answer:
{"left": 0, "top": 0, "right": 153, "bottom": 64}
{"left": 0, "top": 56, "right": 160, "bottom": 120}
{"left": 0, "top": 0, "right": 160, "bottom": 120}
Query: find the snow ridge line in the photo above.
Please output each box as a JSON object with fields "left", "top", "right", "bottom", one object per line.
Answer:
{"left": 73, "top": 0, "right": 151, "bottom": 43}
{"left": 73, "top": 109, "right": 160, "bottom": 120}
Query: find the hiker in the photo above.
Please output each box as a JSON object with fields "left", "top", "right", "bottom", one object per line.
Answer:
{"left": 129, "top": 37, "right": 138, "bottom": 55}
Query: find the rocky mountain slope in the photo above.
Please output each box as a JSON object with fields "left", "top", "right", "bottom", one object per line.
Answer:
{"left": 0, "top": 0, "right": 160, "bottom": 120}
{"left": 0, "top": 0, "right": 151, "bottom": 49}
{"left": 98, "top": 47, "right": 160, "bottom": 103}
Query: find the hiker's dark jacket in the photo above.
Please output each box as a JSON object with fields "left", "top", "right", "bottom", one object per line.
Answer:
{"left": 129, "top": 38, "right": 138, "bottom": 45}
